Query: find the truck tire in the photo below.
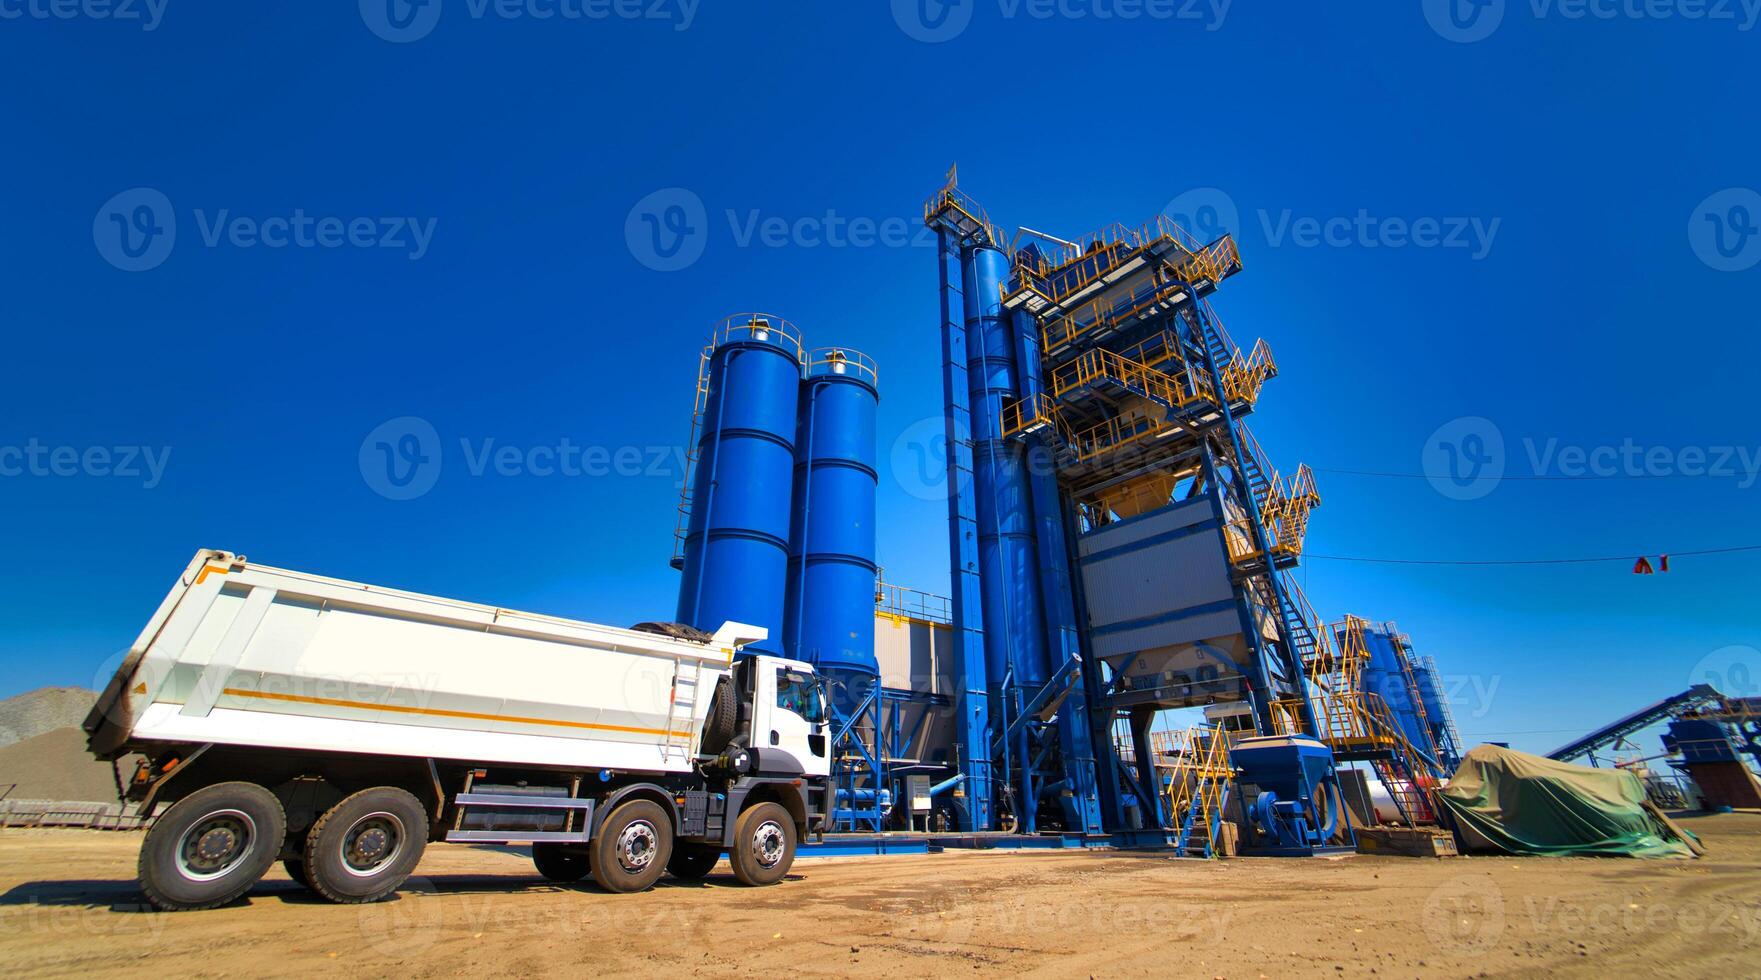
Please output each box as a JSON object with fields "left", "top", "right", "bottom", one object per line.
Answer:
{"left": 590, "top": 799, "right": 672, "bottom": 893}
{"left": 137, "top": 781, "right": 287, "bottom": 911}
{"left": 728, "top": 802, "right": 795, "bottom": 887}
{"left": 282, "top": 859, "right": 312, "bottom": 890}
{"left": 700, "top": 677, "right": 737, "bottom": 756}
{"left": 532, "top": 843, "right": 590, "bottom": 883}
{"left": 667, "top": 843, "right": 720, "bottom": 880}
{"left": 302, "top": 786, "right": 429, "bottom": 904}
{"left": 629, "top": 621, "right": 713, "bottom": 644}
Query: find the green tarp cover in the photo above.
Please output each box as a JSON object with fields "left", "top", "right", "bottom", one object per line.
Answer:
{"left": 1439, "top": 744, "right": 1697, "bottom": 858}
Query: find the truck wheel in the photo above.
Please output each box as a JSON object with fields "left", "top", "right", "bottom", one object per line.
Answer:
{"left": 728, "top": 802, "right": 795, "bottom": 886}
{"left": 302, "top": 787, "right": 429, "bottom": 904}
{"left": 590, "top": 799, "right": 672, "bottom": 893}
{"left": 137, "top": 781, "right": 287, "bottom": 911}
{"left": 667, "top": 843, "right": 720, "bottom": 880}
{"left": 282, "top": 859, "right": 312, "bottom": 890}
{"left": 532, "top": 843, "right": 590, "bottom": 883}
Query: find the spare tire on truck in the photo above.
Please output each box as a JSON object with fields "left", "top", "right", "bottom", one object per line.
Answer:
{"left": 629, "top": 622, "right": 713, "bottom": 644}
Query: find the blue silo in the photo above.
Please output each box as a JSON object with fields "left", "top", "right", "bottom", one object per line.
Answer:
{"left": 963, "top": 245, "right": 1050, "bottom": 692}
{"left": 1357, "top": 624, "right": 1431, "bottom": 756}
{"left": 783, "top": 348, "right": 880, "bottom": 713}
{"left": 1409, "top": 658, "right": 1459, "bottom": 766}
{"left": 675, "top": 315, "right": 803, "bottom": 657}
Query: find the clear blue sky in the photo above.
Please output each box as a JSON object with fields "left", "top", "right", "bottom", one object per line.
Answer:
{"left": 2, "top": 3, "right": 1757, "bottom": 758}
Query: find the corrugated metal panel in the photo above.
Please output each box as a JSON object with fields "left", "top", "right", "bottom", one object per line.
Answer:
{"left": 874, "top": 614, "right": 951, "bottom": 697}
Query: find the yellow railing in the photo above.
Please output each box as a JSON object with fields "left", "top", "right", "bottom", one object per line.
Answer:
{"left": 1065, "top": 409, "right": 1179, "bottom": 464}
{"left": 1000, "top": 392, "right": 1063, "bottom": 441}
{"left": 807, "top": 347, "right": 877, "bottom": 386}
{"left": 874, "top": 581, "right": 951, "bottom": 626}
{"left": 1151, "top": 725, "right": 1234, "bottom": 847}
{"left": 1228, "top": 424, "right": 1319, "bottom": 565}
{"left": 923, "top": 183, "right": 1005, "bottom": 245}
{"left": 1221, "top": 338, "right": 1277, "bottom": 405}
{"left": 1050, "top": 347, "right": 1197, "bottom": 411}
{"left": 673, "top": 314, "right": 807, "bottom": 564}
{"left": 1027, "top": 216, "right": 1238, "bottom": 314}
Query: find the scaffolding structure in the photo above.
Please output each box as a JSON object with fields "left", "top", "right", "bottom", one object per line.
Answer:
{"left": 923, "top": 173, "right": 1337, "bottom": 841}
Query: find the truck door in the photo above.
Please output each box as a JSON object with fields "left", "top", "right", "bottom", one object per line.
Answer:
{"left": 751, "top": 659, "right": 829, "bottom": 774}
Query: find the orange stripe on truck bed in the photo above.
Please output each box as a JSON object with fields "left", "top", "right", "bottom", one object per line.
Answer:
{"left": 219, "top": 688, "right": 695, "bottom": 739}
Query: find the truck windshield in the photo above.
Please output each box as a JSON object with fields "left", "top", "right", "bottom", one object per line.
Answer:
{"left": 777, "top": 669, "right": 825, "bottom": 724}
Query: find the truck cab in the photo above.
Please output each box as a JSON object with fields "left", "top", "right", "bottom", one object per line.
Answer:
{"left": 739, "top": 654, "right": 832, "bottom": 780}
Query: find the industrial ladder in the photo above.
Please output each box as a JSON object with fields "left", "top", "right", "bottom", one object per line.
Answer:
{"left": 659, "top": 654, "right": 703, "bottom": 762}
{"left": 669, "top": 345, "right": 716, "bottom": 568}
{"left": 1156, "top": 727, "right": 1234, "bottom": 858}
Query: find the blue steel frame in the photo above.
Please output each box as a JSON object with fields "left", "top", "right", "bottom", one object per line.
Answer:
{"left": 1185, "top": 295, "right": 1322, "bottom": 738}
{"left": 931, "top": 219, "right": 995, "bottom": 832}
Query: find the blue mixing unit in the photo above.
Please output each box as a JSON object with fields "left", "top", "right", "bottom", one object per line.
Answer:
{"left": 675, "top": 315, "right": 804, "bottom": 657}
{"left": 783, "top": 347, "right": 880, "bottom": 713}
{"left": 1230, "top": 734, "right": 1351, "bottom": 855}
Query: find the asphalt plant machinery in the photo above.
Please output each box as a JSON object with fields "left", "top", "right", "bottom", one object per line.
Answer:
{"left": 923, "top": 175, "right": 1347, "bottom": 852}
{"left": 672, "top": 316, "right": 892, "bottom": 831}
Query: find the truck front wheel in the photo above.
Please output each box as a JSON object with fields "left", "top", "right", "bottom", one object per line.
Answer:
{"left": 302, "top": 786, "right": 429, "bottom": 904}
{"left": 590, "top": 799, "right": 672, "bottom": 893}
{"left": 138, "top": 781, "right": 287, "bottom": 911}
{"left": 728, "top": 802, "right": 795, "bottom": 886}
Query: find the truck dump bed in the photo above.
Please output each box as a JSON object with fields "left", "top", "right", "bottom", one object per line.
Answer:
{"left": 85, "top": 551, "right": 756, "bottom": 773}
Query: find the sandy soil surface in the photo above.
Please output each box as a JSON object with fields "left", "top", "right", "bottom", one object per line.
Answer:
{"left": 2, "top": 814, "right": 1758, "bottom": 978}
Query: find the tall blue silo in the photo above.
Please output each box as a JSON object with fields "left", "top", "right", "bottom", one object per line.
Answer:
{"left": 1357, "top": 624, "right": 1431, "bottom": 756}
{"left": 783, "top": 348, "right": 880, "bottom": 714}
{"left": 963, "top": 245, "right": 1050, "bottom": 691}
{"left": 1409, "top": 658, "right": 1458, "bottom": 766}
{"left": 675, "top": 315, "right": 803, "bottom": 657}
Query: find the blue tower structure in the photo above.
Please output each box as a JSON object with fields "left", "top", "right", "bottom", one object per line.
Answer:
{"left": 783, "top": 348, "right": 889, "bottom": 830}
{"left": 784, "top": 347, "right": 881, "bottom": 699}
{"left": 673, "top": 315, "right": 804, "bottom": 657}
{"left": 927, "top": 172, "right": 1336, "bottom": 846}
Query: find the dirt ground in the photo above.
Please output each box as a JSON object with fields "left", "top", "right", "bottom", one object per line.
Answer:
{"left": 2, "top": 814, "right": 1758, "bottom": 979}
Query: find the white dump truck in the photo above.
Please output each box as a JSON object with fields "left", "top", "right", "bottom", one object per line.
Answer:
{"left": 84, "top": 550, "right": 832, "bottom": 911}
